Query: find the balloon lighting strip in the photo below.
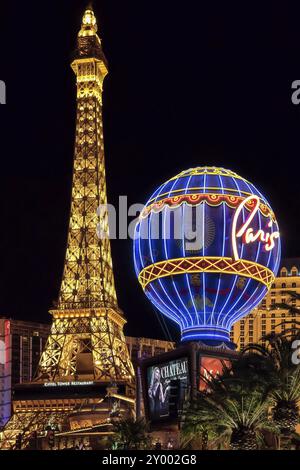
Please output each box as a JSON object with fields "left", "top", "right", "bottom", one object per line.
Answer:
{"left": 167, "top": 166, "right": 252, "bottom": 181}
{"left": 148, "top": 187, "right": 259, "bottom": 204}
{"left": 142, "top": 193, "right": 274, "bottom": 220}
{"left": 138, "top": 256, "right": 275, "bottom": 291}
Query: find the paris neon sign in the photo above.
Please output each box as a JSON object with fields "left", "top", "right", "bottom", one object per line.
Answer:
{"left": 232, "top": 195, "right": 280, "bottom": 261}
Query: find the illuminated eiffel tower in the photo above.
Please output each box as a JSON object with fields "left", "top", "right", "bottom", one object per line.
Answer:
{"left": 0, "top": 6, "right": 134, "bottom": 450}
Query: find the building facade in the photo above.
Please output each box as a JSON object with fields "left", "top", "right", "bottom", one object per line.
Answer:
{"left": 0, "top": 319, "right": 50, "bottom": 428}
{"left": 231, "top": 259, "right": 300, "bottom": 349}
{"left": 0, "top": 316, "right": 173, "bottom": 430}
{"left": 125, "top": 337, "right": 174, "bottom": 371}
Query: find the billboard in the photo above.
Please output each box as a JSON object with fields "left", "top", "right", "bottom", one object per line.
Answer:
{"left": 146, "top": 357, "right": 189, "bottom": 422}
{"left": 199, "top": 356, "right": 231, "bottom": 391}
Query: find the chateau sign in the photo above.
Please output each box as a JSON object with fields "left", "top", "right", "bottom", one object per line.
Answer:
{"left": 159, "top": 358, "right": 188, "bottom": 380}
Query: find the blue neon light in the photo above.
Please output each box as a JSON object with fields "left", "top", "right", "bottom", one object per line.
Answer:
{"left": 133, "top": 167, "right": 281, "bottom": 345}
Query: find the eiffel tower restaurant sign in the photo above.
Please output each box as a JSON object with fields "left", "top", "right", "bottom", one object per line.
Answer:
{"left": 44, "top": 381, "right": 94, "bottom": 387}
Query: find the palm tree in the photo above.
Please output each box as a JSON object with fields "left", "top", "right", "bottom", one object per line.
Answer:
{"left": 111, "top": 417, "right": 150, "bottom": 450}
{"left": 181, "top": 371, "right": 275, "bottom": 450}
{"left": 180, "top": 399, "right": 217, "bottom": 449}
{"left": 243, "top": 332, "right": 300, "bottom": 437}
{"left": 182, "top": 322, "right": 300, "bottom": 450}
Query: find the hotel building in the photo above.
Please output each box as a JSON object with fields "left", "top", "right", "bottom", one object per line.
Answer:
{"left": 231, "top": 258, "right": 300, "bottom": 349}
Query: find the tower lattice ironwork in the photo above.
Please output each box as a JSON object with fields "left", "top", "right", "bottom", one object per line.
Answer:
{"left": 36, "top": 6, "right": 133, "bottom": 384}
{"left": 0, "top": 7, "right": 134, "bottom": 450}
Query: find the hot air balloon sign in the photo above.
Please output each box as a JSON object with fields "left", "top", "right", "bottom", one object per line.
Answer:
{"left": 133, "top": 167, "right": 281, "bottom": 345}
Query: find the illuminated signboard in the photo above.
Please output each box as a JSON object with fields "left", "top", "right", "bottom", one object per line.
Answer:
{"left": 146, "top": 357, "right": 189, "bottom": 422}
{"left": 199, "top": 356, "right": 231, "bottom": 391}
{"left": 134, "top": 167, "right": 281, "bottom": 344}
{"left": 232, "top": 195, "right": 280, "bottom": 260}
{"left": 44, "top": 381, "right": 94, "bottom": 387}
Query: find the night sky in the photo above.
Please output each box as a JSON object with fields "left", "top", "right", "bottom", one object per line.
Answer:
{"left": 0, "top": 1, "right": 300, "bottom": 342}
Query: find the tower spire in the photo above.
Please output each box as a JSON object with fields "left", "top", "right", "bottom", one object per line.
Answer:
{"left": 77, "top": 4, "right": 107, "bottom": 63}
{"left": 58, "top": 9, "right": 110, "bottom": 310}
{"left": 79, "top": 4, "right": 98, "bottom": 37}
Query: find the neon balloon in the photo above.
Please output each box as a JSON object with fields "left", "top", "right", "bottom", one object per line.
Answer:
{"left": 133, "top": 167, "right": 281, "bottom": 346}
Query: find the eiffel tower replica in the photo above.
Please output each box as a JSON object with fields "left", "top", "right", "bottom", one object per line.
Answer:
{"left": 0, "top": 6, "right": 134, "bottom": 450}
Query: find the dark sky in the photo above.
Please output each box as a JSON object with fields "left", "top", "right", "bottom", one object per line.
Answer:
{"left": 0, "top": 1, "right": 300, "bottom": 342}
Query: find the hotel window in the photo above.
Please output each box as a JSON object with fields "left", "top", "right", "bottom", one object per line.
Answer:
{"left": 281, "top": 313, "right": 286, "bottom": 318}
{"left": 281, "top": 298, "right": 286, "bottom": 304}
{"left": 281, "top": 268, "right": 287, "bottom": 277}
{"left": 282, "top": 283, "right": 286, "bottom": 288}
{"left": 292, "top": 283, "right": 297, "bottom": 288}
{"left": 262, "top": 320, "right": 266, "bottom": 325}
{"left": 292, "top": 268, "right": 298, "bottom": 277}
{"left": 271, "top": 291, "right": 276, "bottom": 296}
{"left": 271, "top": 313, "right": 275, "bottom": 318}
{"left": 271, "top": 283, "right": 276, "bottom": 289}
{"left": 262, "top": 313, "right": 266, "bottom": 318}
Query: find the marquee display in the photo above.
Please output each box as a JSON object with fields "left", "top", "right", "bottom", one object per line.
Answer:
{"left": 134, "top": 167, "right": 281, "bottom": 344}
